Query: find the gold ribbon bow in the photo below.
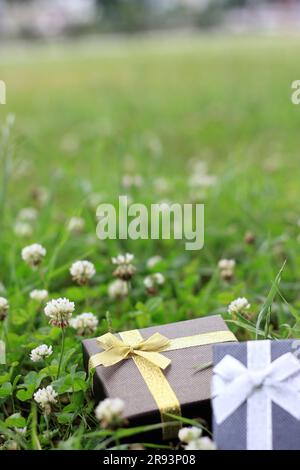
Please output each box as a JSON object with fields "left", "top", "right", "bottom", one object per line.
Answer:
{"left": 89, "top": 328, "right": 236, "bottom": 440}
{"left": 89, "top": 332, "right": 171, "bottom": 370}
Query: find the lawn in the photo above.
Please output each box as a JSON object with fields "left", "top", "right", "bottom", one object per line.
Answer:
{"left": 0, "top": 34, "right": 300, "bottom": 450}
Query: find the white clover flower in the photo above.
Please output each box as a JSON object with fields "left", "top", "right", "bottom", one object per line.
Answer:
{"left": 144, "top": 273, "right": 165, "bottom": 294}
{"left": 70, "top": 312, "right": 98, "bottom": 336}
{"left": 30, "top": 344, "right": 53, "bottom": 362}
{"left": 70, "top": 260, "right": 96, "bottom": 285}
{"left": 33, "top": 385, "right": 57, "bottom": 415}
{"left": 189, "top": 173, "right": 217, "bottom": 188}
{"left": 112, "top": 253, "right": 136, "bottom": 281}
{"left": 185, "top": 437, "right": 216, "bottom": 450}
{"left": 134, "top": 175, "right": 143, "bottom": 187}
{"left": 146, "top": 255, "right": 162, "bottom": 269}
{"left": 3, "top": 441, "right": 19, "bottom": 451}
{"left": 154, "top": 177, "right": 169, "bottom": 194}
{"left": 218, "top": 258, "right": 236, "bottom": 281}
{"left": 17, "top": 207, "right": 38, "bottom": 222}
{"left": 178, "top": 426, "right": 202, "bottom": 444}
{"left": 67, "top": 216, "right": 85, "bottom": 235}
{"left": 189, "top": 187, "right": 207, "bottom": 203}
{"left": 21, "top": 243, "right": 46, "bottom": 269}
{"left": 121, "top": 174, "right": 133, "bottom": 189}
{"left": 30, "top": 289, "right": 48, "bottom": 302}
{"left": 14, "top": 221, "right": 33, "bottom": 238}
{"left": 14, "top": 426, "right": 27, "bottom": 435}
{"left": 228, "top": 297, "right": 250, "bottom": 316}
{"left": 44, "top": 297, "right": 75, "bottom": 328}
{"left": 143, "top": 277, "right": 153, "bottom": 289}
{"left": 112, "top": 253, "right": 134, "bottom": 265}
{"left": 122, "top": 174, "right": 143, "bottom": 189}
{"left": 88, "top": 192, "right": 105, "bottom": 209}
{"left": 188, "top": 159, "right": 217, "bottom": 190}
{"left": 95, "top": 398, "right": 125, "bottom": 428}
{"left": 188, "top": 158, "right": 208, "bottom": 173}
{"left": 0, "top": 297, "right": 9, "bottom": 321}
{"left": 108, "top": 279, "right": 129, "bottom": 300}
{"left": 221, "top": 270, "right": 234, "bottom": 281}
{"left": 218, "top": 259, "right": 236, "bottom": 271}
{"left": 144, "top": 273, "right": 165, "bottom": 288}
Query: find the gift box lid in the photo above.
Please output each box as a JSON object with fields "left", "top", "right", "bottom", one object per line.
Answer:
{"left": 82, "top": 315, "right": 236, "bottom": 426}
{"left": 212, "top": 339, "right": 300, "bottom": 450}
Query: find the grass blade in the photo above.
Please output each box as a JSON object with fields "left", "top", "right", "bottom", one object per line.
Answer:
{"left": 255, "top": 261, "right": 286, "bottom": 339}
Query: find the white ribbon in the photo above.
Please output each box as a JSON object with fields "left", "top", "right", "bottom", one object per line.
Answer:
{"left": 212, "top": 341, "right": 300, "bottom": 450}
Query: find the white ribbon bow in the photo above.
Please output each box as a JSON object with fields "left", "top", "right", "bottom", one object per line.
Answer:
{"left": 212, "top": 341, "right": 300, "bottom": 449}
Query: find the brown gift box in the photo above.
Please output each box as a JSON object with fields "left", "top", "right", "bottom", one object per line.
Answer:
{"left": 82, "top": 315, "right": 236, "bottom": 439}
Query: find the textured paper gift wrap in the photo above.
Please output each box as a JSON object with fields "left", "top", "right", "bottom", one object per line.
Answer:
{"left": 212, "top": 340, "right": 300, "bottom": 450}
{"left": 82, "top": 315, "right": 236, "bottom": 439}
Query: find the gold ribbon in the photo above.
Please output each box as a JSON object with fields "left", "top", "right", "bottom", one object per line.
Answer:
{"left": 89, "top": 328, "right": 236, "bottom": 440}
{"left": 89, "top": 331, "right": 171, "bottom": 370}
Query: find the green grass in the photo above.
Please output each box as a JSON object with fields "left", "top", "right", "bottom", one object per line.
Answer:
{"left": 1, "top": 34, "right": 300, "bottom": 450}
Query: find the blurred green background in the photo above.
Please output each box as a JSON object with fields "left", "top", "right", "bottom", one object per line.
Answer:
{"left": 1, "top": 34, "right": 300, "bottom": 286}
